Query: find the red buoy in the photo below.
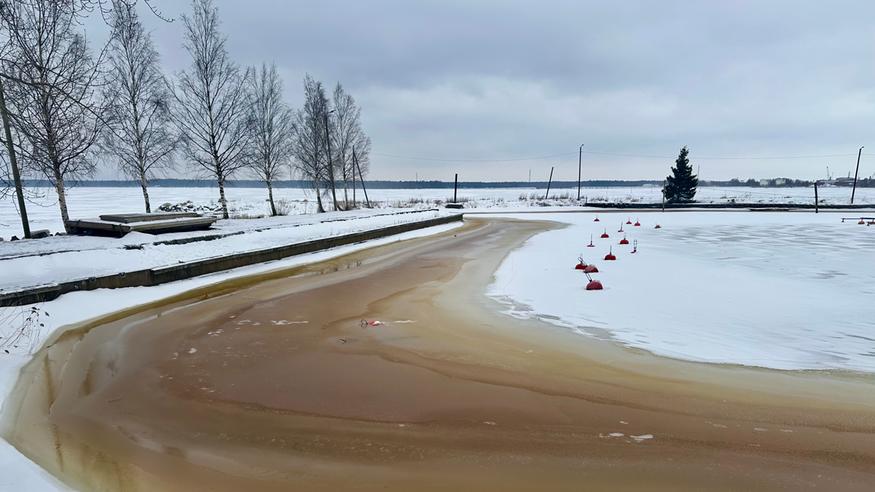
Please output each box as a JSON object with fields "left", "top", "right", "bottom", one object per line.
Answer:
{"left": 654, "top": 224, "right": 662, "bottom": 229}
{"left": 619, "top": 236, "right": 629, "bottom": 245}
{"left": 604, "top": 247, "right": 617, "bottom": 261}
{"left": 585, "top": 272, "right": 603, "bottom": 290}
{"left": 600, "top": 229, "right": 609, "bottom": 239}
{"left": 584, "top": 264, "right": 599, "bottom": 273}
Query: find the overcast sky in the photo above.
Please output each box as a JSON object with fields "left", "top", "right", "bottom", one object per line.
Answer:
{"left": 94, "top": 0, "right": 875, "bottom": 181}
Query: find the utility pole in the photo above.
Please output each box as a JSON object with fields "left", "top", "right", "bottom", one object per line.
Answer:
{"left": 453, "top": 173, "right": 459, "bottom": 203}
{"left": 0, "top": 78, "right": 30, "bottom": 238}
{"left": 814, "top": 180, "right": 819, "bottom": 213}
{"left": 851, "top": 146, "right": 864, "bottom": 204}
{"left": 577, "top": 143, "right": 584, "bottom": 201}
{"left": 544, "top": 166, "right": 554, "bottom": 200}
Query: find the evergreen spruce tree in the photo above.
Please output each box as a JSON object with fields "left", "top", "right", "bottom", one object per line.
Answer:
{"left": 663, "top": 146, "right": 698, "bottom": 203}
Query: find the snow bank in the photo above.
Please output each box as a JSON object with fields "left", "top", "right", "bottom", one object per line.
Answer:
{"left": 3, "top": 185, "right": 874, "bottom": 238}
{"left": 487, "top": 211, "right": 875, "bottom": 372}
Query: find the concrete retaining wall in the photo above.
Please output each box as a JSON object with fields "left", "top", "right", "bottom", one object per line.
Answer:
{"left": 0, "top": 214, "right": 462, "bottom": 307}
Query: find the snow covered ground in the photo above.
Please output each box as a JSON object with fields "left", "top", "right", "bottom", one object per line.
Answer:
{"left": 0, "top": 220, "right": 463, "bottom": 491}
{"left": 0, "top": 208, "right": 450, "bottom": 293}
{"left": 3, "top": 185, "right": 874, "bottom": 238}
{"left": 487, "top": 211, "right": 875, "bottom": 373}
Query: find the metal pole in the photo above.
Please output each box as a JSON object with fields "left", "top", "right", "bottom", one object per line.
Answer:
{"left": 662, "top": 180, "right": 666, "bottom": 212}
{"left": 577, "top": 143, "right": 584, "bottom": 200}
{"left": 0, "top": 78, "right": 30, "bottom": 238}
{"left": 814, "top": 181, "right": 819, "bottom": 213}
{"left": 353, "top": 148, "right": 370, "bottom": 208}
{"left": 544, "top": 166, "right": 554, "bottom": 200}
{"left": 323, "top": 110, "right": 340, "bottom": 210}
{"left": 453, "top": 173, "right": 458, "bottom": 203}
{"left": 851, "top": 146, "right": 864, "bottom": 204}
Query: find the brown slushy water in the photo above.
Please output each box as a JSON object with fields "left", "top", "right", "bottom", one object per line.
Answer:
{"left": 3, "top": 218, "right": 875, "bottom": 491}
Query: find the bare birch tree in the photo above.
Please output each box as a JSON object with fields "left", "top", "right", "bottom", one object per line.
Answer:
{"left": 247, "top": 63, "right": 293, "bottom": 216}
{"left": 0, "top": 0, "right": 107, "bottom": 232}
{"left": 101, "top": 0, "right": 175, "bottom": 213}
{"left": 170, "top": 0, "right": 251, "bottom": 219}
{"left": 291, "top": 74, "right": 329, "bottom": 213}
{"left": 330, "top": 83, "right": 370, "bottom": 209}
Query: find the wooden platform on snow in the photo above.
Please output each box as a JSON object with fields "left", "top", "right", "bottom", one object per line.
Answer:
{"left": 66, "top": 213, "right": 216, "bottom": 237}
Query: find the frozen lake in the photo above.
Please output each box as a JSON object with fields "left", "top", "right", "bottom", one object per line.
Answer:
{"left": 2, "top": 185, "right": 873, "bottom": 238}
{"left": 488, "top": 211, "right": 875, "bottom": 373}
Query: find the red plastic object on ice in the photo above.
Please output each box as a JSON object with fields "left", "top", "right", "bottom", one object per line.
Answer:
{"left": 604, "top": 247, "right": 617, "bottom": 261}
{"left": 626, "top": 218, "right": 632, "bottom": 225}
{"left": 575, "top": 262, "right": 585, "bottom": 270}
{"left": 600, "top": 229, "right": 609, "bottom": 239}
{"left": 584, "top": 264, "right": 599, "bottom": 273}
{"left": 584, "top": 272, "right": 603, "bottom": 290}
{"left": 859, "top": 219, "right": 866, "bottom": 225}
{"left": 654, "top": 224, "right": 662, "bottom": 229}
{"left": 594, "top": 216, "right": 600, "bottom": 222}
{"left": 634, "top": 219, "right": 641, "bottom": 227}
{"left": 619, "top": 236, "right": 629, "bottom": 245}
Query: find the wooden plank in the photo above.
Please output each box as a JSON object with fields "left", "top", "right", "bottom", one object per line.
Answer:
{"left": 99, "top": 212, "right": 200, "bottom": 223}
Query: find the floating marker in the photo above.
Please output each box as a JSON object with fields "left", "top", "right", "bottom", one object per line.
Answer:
{"left": 619, "top": 236, "right": 629, "bottom": 245}
{"left": 585, "top": 272, "right": 603, "bottom": 290}
{"left": 604, "top": 247, "right": 617, "bottom": 261}
{"left": 600, "top": 229, "right": 609, "bottom": 239}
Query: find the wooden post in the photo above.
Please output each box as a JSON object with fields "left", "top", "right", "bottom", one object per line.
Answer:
{"left": 814, "top": 181, "right": 819, "bottom": 213}
{"left": 577, "top": 144, "right": 584, "bottom": 201}
{"left": 544, "top": 166, "right": 554, "bottom": 200}
{"left": 453, "top": 173, "right": 458, "bottom": 203}
{"left": 353, "top": 149, "right": 370, "bottom": 208}
{"left": 662, "top": 180, "right": 666, "bottom": 212}
{"left": 851, "top": 146, "right": 864, "bottom": 204}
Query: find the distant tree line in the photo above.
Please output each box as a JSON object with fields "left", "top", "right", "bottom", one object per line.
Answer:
{"left": 0, "top": 0, "right": 371, "bottom": 237}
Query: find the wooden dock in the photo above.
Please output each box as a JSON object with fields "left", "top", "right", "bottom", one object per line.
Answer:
{"left": 66, "top": 212, "right": 217, "bottom": 237}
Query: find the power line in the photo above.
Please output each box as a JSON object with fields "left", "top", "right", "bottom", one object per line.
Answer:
{"left": 372, "top": 149, "right": 865, "bottom": 163}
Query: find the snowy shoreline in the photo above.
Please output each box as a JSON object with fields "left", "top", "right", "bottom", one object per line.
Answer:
{"left": 486, "top": 211, "right": 875, "bottom": 374}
